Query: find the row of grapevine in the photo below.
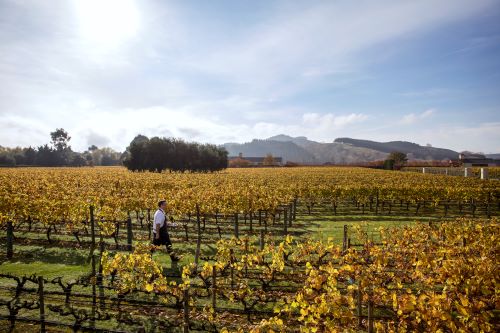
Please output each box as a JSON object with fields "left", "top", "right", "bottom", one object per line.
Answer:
{"left": 1, "top": 167, "right": 498, "bottom": 228}
{"left": 95, "top": 218, "right": 497, "bottom": 332}
{"left": 2, "top": 218, "right": 496, "bottom": 332}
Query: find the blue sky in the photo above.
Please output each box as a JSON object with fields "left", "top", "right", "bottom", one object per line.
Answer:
{"left": 0, "top": 0, "right": 499, "bottom": 153}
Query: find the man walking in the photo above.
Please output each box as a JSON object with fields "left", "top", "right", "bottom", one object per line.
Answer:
{"left": 152, "top": 200, "right": 180, "bottom": 261}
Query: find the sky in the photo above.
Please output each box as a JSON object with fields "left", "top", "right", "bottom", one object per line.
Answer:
{"left": 1, "top": 0, "right": 500, "bottom": 153}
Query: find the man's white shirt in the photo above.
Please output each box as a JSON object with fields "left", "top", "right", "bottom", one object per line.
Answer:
{"left": 153, "top": 209, "right": 166, "bottom": 234}
{"left": 152, "top": 209, "right": 178, "bottom": 234}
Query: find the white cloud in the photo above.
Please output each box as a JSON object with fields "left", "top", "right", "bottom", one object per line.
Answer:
{"left": 401, "top": 109, "right": 435, "bottom": 124}
{"left": 2, "top": 103, "right": 498, "bottom": 154}
{"left": 0, "top": 0, "right": 499, "bottom": 153}
{"left": 385, "top": 122, "right": 500, "bottom": 153}
{"left": 421, "top": 109, "right": 435, "bottom": 118}
{"left": 303, "top": 113, "right": 368, "bottom": 128}
{"left": 0, "top": 115, "right": 50, "bottom": 148}
{"left": 0, "top": 105, "right": 369, "bottom": 150}
{"left": 398, "top": 88, "right": 457, "bottom": 98}
{"left": 85, "top": 130, "right": 111, "bottom": 148}
{"left": 426, "top": 122, "right": 500, "bottom": 153}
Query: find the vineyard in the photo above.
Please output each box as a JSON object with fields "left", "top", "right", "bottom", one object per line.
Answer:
{"left": 0, "top": 167, "right": 499, "bottom": 332}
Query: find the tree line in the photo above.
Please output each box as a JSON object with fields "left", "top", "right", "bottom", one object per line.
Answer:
{"left": 1, "top": 130, "right": 228, "bottom": 172}
{"left": 122, "top": 135, "right": 228, "bottom": 172}
{"left": 0, "top": 128, "right": 123, "bottom": 167}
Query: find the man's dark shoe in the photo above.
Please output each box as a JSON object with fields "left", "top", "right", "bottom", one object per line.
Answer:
{"left": 170, "top": 253, "right": 181, "bottom": 261}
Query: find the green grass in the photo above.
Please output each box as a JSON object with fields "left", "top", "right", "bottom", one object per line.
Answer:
{"left": 0, "top": 210, "right": 453, "bottom": 278}
{"left": 301, "top": 213, "right": 447, "bottom": 244}
{"left": 0, "top": 261, "right": 89, "bottom": 281}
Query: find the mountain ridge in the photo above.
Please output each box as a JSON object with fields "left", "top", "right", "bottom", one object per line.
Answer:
{"left": 223, "top": 135, "right": 462, "bottom": 164}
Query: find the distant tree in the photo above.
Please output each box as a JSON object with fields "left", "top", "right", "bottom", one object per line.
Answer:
{"left": 217, "top": 146, "right": 229, "bottom": 170}
{"left": 8, "top": 147, "right": 26, "bottom": 165}
{"left": 100, "top": 148, "right": 121, "bottom": 166}
{"left": 385, "top": 151, "right": 407, "bottom": 170}
{"left": 383, "top": 159, "right": 395, "bottom": 170}
{"left": 69, "top": 153, "right": 87, "bottom": 167}
{"left": 23, "top": 147, "right": 37, "bottom": 165}
{"left": 123, "top": 135, "right": 227, "bottom": 172}
{"left": 388, "top": 151, "right": 408, "bottom": 165}
{"left": 145, "top": 137, "right": 172, "bottom": 172}
{"left": 85, "top": 153, "right": 94, "bottom": 166}
{"left": 50, "top": 128, "right": 72, "bottom": 165}
{"left": 198, "top": 144, "right": 228, "bottom": 172}
{"left": 86, "top": 147, "right": 121, "bottom": 166}
{"left": 0, "top": 146, "right": 33, "bottom": 166}
{"left": 123, "top": 135, "right": 150, "bottom": 171}
{"left": 119, "top": 151, "right": 130, "bottom": 165}
{"left": 50, "top": 128, "right": 71, "bottom": 151}
{"left": 13, "top": 153, "right": 25, "bottom": 165}
{"left": 0, "top": 154, "right": 16, "bottom": 166}
{"left": 263, "top": 153, "right": 275, "bottom": 166}
{"left": 0, "top": 130, "right": 122, "bottom": 167}
{"left": 35, "top": 144, "right": 58, "bottom": 166}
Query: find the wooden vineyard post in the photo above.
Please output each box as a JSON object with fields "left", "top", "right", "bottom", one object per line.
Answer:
{"left": 230, "top": 248, "right": 235, "bottom": 289}
{"left": 114, "top": 220, "right": 120, "bottom": 242}
{"left": 183, "top": 288, "right": 190, "bottom": 333}
{"left": 127, "top": 213, "right": 133, "bottom": 251}
{"left": 212, "top": 265, "right": 217, "bottom": 309}
{"left": 244, "top": 238, "right": 249, "bottom": 277}
{"left": 234, "top": 213, "right": 239, "bottom": 239}
{"left": 136, "top": 210, "right": 142, "bottom": 228}
{"left": 367, "top": 298, "right": 374, "bottom": 333}
{"left": 38, "top": 276, "right": 46, "bottom": 333}
{"left": 288, "top": 203, "right": 293, "bottom": 227}
{"left": 357, "top": 286, "right": 362, "bottom": 327}
{"left": 487, "top": 193, "right": 491, "bottom": 218}
{"left": 259, "top": 230, "right": 265, "bottom": 250}
{"left": 293, "top": 197, "right": 297, "bottom": 221}
{"left": 90, "top": 205, "right": 95, "bottom": 253}
{"left": 184, "top": 224, "right": 189, "bottom": 241}
{"left": 342, "top": 225, "right": 348, "bottom": 253}
{"left": 6, "top": 221, "right": 13, "bottom": 259}
{"left": 147, "top": 209, "right": 151, "bottom": 240}
{"left": 98, "top": 237, "right": 105, "bottom": 308}
{"left": 283, "top": 208, "right": 288, "bottom": 235}
{"left": 91, "top": 255, "right": 97, "bottom": 329}
{"left": 249, "top": 211, "right": 253, "bottom": 232}
{"left": 471, "top": 199, "right": 476, "bottom": 218}
{"left": 195, "top": 205, "right": 201, "bottom": 266}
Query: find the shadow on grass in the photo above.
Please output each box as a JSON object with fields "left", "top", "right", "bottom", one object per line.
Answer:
{"left": 0, "top": 245, "right": 88, "bottom": 266}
